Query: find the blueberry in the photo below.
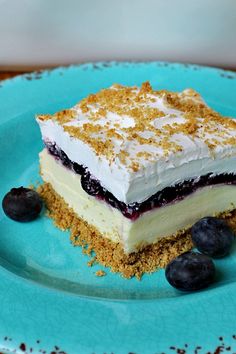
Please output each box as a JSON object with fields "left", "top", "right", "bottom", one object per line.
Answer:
{"left": 81, "top": 172, "right": 103, "bottom": 197}
{"left": 191, "top": 217, "right": 235, "bottom": 258}
{"left": 2, "top": 187, "right": 43, "bottom": 222}
{"left": 165, "top": 251, "right": 215, "bottom": 291}
{"left": 104, "top": 190, "right": 120, "bottom": 208}
{"left": 45, "top": 141, "right": 60, "bottom": 158}
{"left": 73, "top": 162, "right": 85, "bottom": 175}
{"left": 59, "top": 150, "right": 71, "bottom": 168}
{"left": 123, "top": 203, "right": 140, "bottom": 220}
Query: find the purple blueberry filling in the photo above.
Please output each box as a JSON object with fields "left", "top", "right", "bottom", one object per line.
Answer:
{"left": 46, "top": 141, "right": 86, "bottom": 175}
{"left": 45, "top": 142, "right": 236, "bottom": 221}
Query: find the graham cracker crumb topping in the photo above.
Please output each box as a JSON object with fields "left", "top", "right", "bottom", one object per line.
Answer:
{"left": 37, "top": 82, "right": 236, "bottom": 172}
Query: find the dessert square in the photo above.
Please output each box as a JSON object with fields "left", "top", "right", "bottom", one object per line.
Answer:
{"left": 36, "top": 82, "right": 236, "bottom": 277}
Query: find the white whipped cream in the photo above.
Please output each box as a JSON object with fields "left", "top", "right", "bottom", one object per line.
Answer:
{"left": 37, "top": 86, "right": 236, "bottom": 204}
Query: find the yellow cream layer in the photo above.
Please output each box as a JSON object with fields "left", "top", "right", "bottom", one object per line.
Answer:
{"left": 40, "top": 149, "right": 236, "bottom": 253}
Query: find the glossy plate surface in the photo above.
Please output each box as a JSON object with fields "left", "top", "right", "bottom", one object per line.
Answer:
{"left": 0, "top": 62, "right": 236, "bottom": 354}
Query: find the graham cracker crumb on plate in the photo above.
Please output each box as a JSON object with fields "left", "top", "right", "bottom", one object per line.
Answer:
{"left": 95, "top": 270, "right": 106, "bottom": 277}
{"left": 37, "top": 182, "right": 236, "bottom": 279}
{"left": 87, "top": 257, "right": 96, "bottom": 267}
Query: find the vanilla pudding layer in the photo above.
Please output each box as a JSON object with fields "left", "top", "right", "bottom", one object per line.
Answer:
{"left": 40, "top": 149, "right": 236, "bottom": 254}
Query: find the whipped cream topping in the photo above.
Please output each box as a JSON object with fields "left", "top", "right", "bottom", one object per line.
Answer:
{"left": 36, "top": 83, "right": 236, "bottom": 203}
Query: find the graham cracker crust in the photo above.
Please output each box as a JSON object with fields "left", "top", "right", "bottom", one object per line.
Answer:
{"left": 37, "top": 182, "right": 236, "bottom": 279}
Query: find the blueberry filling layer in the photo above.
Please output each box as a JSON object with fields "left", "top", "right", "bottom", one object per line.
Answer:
{"left": 45, "top": 142, "right": 236, "bottom": 220}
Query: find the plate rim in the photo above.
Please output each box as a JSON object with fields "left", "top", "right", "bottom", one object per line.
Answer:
{"left": 1, "top": 61, "right": 236, "bottom": 353}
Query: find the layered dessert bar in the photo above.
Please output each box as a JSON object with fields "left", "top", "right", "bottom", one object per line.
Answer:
{"left": 36, "top": 82, "right": 236, "bottom": 276}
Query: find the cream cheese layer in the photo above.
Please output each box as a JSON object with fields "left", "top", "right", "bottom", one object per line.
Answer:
{"left": 40, "top": 149, "right": 236, "bottom": 253}
{"left": 37, "top": 84, "right": 236, "bottom": 203}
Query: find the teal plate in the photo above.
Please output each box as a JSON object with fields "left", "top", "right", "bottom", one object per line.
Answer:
{"left": 0, "top": 62, "right": 236, "bottom": 354}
